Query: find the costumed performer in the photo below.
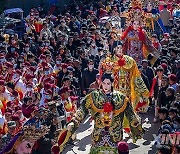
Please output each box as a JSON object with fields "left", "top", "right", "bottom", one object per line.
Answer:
{"left": 121, "top": 0, "right": 159, "bottom": 65}
{"left": 52, "top": 73, "right": 144, "bottom": 154}
{"left": 100, "top": 42, "right": 149, "bottom": 113}
{"left": 0, "top": 114, "right": 50, "bottom": 154}
{"left": 99, "top": 42, "right": 149, "bottom": 133}
{"left": 142, "top": 0, "right": 166, "bottom": 38}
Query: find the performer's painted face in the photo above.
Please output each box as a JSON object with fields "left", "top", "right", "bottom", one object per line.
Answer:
{"left": 115, "top": 45, "right": 123, "bottom": 57}
{"left": 16, "top": 141, "right": 34, "bottom": 154}
{"left": 147, "top": 2, "right": 152, "bottom": 12}
{"left": 133, "top": 20, "right": 140, "bottom": 31}
{"left": 102, "top": 79, "right": 112, "bottom": 94}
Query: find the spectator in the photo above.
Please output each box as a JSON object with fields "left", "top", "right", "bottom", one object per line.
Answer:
{"left": 169, "top": 107, "right": 178, "bottom": 122}
{"left": 142, "top": 59, "right": 154, "bottom": 87}
{"left": 57, "top": 63, "right": 68, "bottom": 87}
{"left": 160, "top": 48, "right": 170, "bottom": 64}
{"left": 40, "top": 22, "right": 52, "bottom": 40}
{"left": 67, "top": 66, "right": 80, "bottom": 91}
{"left": 81, "top": 59, "right": 98, "bottom": 95}
{"left": 61, "top": 76, "right": 77, "bottom": 96}
{"left": 79, "top": 51, "right": 88, "bottom": 72}
{"left": 156, "top": 144, "right": 172, "bottom": 154}
{"left": 150, "top": 66, "right": 164, "bottom": 122}
{"left": 138, "top": 65, "right": 150, "bottom": 90}
{"left": 117, "top": 141, "right": 129, "bottom": 154}
{"left": 89, "top": 73, "right": 100, "bottom": 93}
{"left": 161, "top": 63, "right": 170, "bottom": 76}
{"left": 160, "top": 4, "right": 171, "bottom": 33}
{"left": 169, "top": 47, "right": 179, "bottom": 74}
{"left": 160, "top": 33, "right": 170, "bottom": 46}
{"left": 94, "top": 47, "right": 103, "bottom": 68}
{"left": 166, "top": 87, "right": 176, "bottom": 109}
{"left": 158, "top": 75, "right": 169, "bottom": 107}
{"left": 158, "top": 107, "right": 171, "bottom": 123}
{"left": 151, "top": 34, "right": 162, "bottom": 52}
{"left": 173, "top": 116, "right": 180, "bottom": 132}
{"left": 168, "top": 74, "right": 178, "bottom": 92}
{"left": 0, "top": 121, "right": 16, "bottom": 151}
{"left": 176, "top": 60, "right": 180, "bottom": 83}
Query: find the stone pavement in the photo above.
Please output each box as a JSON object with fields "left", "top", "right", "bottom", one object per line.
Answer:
{"left": 63, "top": 107, "right": 160, "bottom": 154}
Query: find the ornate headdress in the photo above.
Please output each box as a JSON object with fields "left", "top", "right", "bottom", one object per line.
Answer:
{"left": 126, "top": 0, "right": 145, "bottom": 26}
{"left": 1, "top": 123, "right": 50, "bottom": 154}
{"left": 100, "top": 56, "right": 113, "bottom": 74}
{"left": 130, "top": 0, "right": 143, "bottom": 10}
{"left": 23, "top": 124, "right": 50, "bottom": 142}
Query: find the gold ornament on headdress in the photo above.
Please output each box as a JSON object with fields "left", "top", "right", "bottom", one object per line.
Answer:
{"left": 4, "top": 124, "right": 50, "bottom": 154}
{"left": 130, "top": 0, "right": 143, "bottom": 9}
{"left": 126, "top": 0, "right": 145, "bottom": 26}
{"left": 23, "top": 124, "right": 50, "bottom": 142}
{"left": 100, "top": 56, "right": 113, "bottom": 74}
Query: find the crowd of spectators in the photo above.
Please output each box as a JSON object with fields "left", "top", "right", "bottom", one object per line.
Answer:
{"left": 0, "top": 0, "right": 179, "bottom": 153}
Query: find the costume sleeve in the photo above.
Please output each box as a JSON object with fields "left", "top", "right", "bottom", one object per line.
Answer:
{"left": 52, "top": 93, "right": 93, "bottom": 154}
{"left": 142, "top": 31, "right": 160, "bottom": 59}
{"left": 70, "top": 93, "right": 92, "bottom": 132}
{"left": 121, "top": 26, "right": 132, "bottom": 41}
{"left": 131, "top": 60, "right": 150, "bottom": 112}
{"left": 121, "top": 27, "right": 132, "bottom": 54}
{"left": 124, "top": 101, "right": 144, "bottom": 143}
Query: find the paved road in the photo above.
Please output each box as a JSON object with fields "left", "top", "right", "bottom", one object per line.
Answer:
{"left": 63, "top": 107, "right": 160, "bottom": 154}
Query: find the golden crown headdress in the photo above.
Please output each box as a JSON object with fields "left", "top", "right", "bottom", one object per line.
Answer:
{"left": 130, "top": 0, "right": 143, "bottom": 10}
{"left": 23, "top": 124, "right": 50, "bottom": 142}
{"left": 126, "top": 0, "right": 145, "bottom": 26}
{"left": 1, "top": 124, "right": 50, "bottom": 154}
{"left": 100, "top": 56, "right": 113, "bottom": 74}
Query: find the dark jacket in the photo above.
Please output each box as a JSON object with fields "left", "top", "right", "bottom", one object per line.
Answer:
{"left": 80, "top": 58, "right": 88, "bottom": 72}
{"left": 57, "top": 71, "right": 68, "bottom": 87}
{"left": 158, "top": 85, "right": 168, "bottom": 107}
{"left": 150, "top": 76, "right": 161, "bottom": 100}
{"left": 94, "top": 55, "right": 102, "bottom": 69}
{"left": 81, "top": 68, "right": 98, "bottom": 92}
{"left": 141, "top": 73, "right": 150, "bottom": 90}
{"left": 166, "top": 96, "right": 176, "bottom": 109}
{"left": 142, "top": 66, "right": 154, "bottom": 87}
{"left": 176, "top": 68, "right": 180, "bottom": 83}
{"left": 88, "top": 81, "right": 99, "bottom": 93}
